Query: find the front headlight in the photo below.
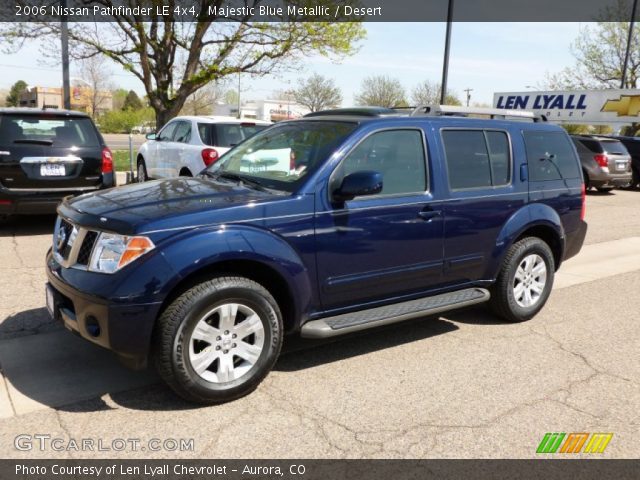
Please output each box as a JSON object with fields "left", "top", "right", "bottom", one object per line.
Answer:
{"left": 89, "top": 233, "right": 155, "bottom": 274}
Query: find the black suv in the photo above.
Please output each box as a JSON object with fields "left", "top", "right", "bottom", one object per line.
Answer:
{"left": 0, "top": 108, "right": 114, "bottom": 221}
{"left": 605, "top": 135, "right": 640, "bottom": 188}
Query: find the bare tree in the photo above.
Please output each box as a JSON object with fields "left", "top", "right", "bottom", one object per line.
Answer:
{"left": 77, "top": 55, "right": 113, "bottom": 118}
{"left": 411, "top": 80, "right": 462, "bottom": 106}
{"left": 354, "top": 76, "right": 407, "bottom": 108}
{"left": 293, "top": 73, "right": 342, "bottom": 112}
{"left": 181, "top": 82, "right": 224, "bottom": 116}
{"left": 0, "top": 6, "right": 365, "bottom": 128}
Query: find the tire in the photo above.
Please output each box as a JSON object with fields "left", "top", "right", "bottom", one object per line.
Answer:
{"left": 631, "top": 168, "right": 639, "bottom": 189}
{"left": 179, "top": 169, "right": 193, "bottom": 177}
{"left": 596, "top": 186, "right": 614, "bottom": 193}
{"left": 583, "top": 170, "right": 590, "bottom": 190}
{"left": 0, "top": 214, "right": 10, "bottom": 226}
{"left": 137, "top": 158, "right": 148, "bottom": 183}
{"left": 154, "top": 276, "right": 283, "bottom": 404}
{"left": 489, "top": 237, "right": 555, "bottom": 323}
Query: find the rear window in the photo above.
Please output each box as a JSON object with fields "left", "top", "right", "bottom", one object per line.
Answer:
{"left": 524, "top": 131, "right": 580, "bottom": 181}
{"left": 197, "top": 123, "right": 269, "bottom": 147}
{"left": 0, "top": 114, "right": 99, "bottom": 148}
{"left": 574, "top": 138, "right": 602, "bottom": 153}
{"left": 600, "top": 140, "right": 628, "bottom": 155}
{"left": 441, "top": 129, "right": 511, "bottom": 190}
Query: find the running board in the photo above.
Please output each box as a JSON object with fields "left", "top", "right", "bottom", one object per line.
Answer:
{"left": 301, "top": 288, "right": 490, "bottom": 339}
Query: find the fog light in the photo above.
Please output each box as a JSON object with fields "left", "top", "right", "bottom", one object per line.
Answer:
{"left": 85, "top": 316, "right": 101, "bottom": 337}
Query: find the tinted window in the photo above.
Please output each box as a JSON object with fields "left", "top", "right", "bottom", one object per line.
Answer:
{"left": 173, "top": 121, "right": 191, "bottom": 143}
{"left": 575, "top": 138, "right": 602, "bottom": 153}
{"left": 339, "top": 129, "right": 427, "bottom": 195}
{"left": 601, "top": 140, "right": 628, "bottom": 155}
{"left": 442, "top": 130, "right": 492, "bottom": 189}
{"left": 210, "top": 121, "right": 357, "bottom": 192}
{"left": 486, "top": 131, "right": 510, "bottom": 186}
{"left": 0, "top": 114, "right": 99, "bottom": 148}
{"left": 525, "top": 131, "right": 580, "bottom": 181}
{"left": 157, "top": 122, "right": 178, "bottom": 141}
{"left": 198, "top": 123, "right": 269, "bottom": 147}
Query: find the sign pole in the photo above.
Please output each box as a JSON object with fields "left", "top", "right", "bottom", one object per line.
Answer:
{"left": 440, "top": 0, "right": 454, "bottom": 105}
{"left": 621, "top": 0, "right": 638, "bottom": 88}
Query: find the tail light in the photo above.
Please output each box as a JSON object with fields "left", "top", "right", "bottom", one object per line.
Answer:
{"left": 594, "top": 154, "right": 608, "bottom": 169}
{"left": 101, "top": 147, "right": 113, "bottom": 174}
{"left": 580, "top": 182, "right": 586, "bottom": 221}
{"left": 290, "top": 150, "right": 296, "bottom": 171}
{"left": 201, "top": 148, "right": 219, "bottom": 167}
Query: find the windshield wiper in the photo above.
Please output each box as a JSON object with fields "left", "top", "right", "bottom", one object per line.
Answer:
{"left": 203, "top": 171, "right": 268, "bottom": 191}
{"left": 13, "top": 139, "right": 54, "bottom": 145}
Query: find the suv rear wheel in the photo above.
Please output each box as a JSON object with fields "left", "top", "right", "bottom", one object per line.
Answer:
{"left": 490, "top": 237, "right": 555, "bottom": 322}
{"left": 154, "top": 276, "right": 283, "bottom": 404}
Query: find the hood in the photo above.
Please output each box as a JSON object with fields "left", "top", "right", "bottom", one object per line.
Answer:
{"left": 61, "top": 177, "right": 276, "bottom": 234}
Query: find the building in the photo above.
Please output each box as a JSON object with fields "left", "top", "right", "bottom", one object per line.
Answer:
{"left": 213, "top": 99, "right": 310, "bottom": 122}
{"left": 19, "top": 86, "right": 113, "bottom": 116}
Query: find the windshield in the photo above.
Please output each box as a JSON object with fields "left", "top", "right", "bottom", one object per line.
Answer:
{"left": 0, "top": 114, "right": 99, "bottom": 148}
{"left": 207, "top": 121, "right": 358, "bottom": 192}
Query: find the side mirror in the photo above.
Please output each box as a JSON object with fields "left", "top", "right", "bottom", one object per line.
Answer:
{"left": 145, "top": 133, "right": 157, "bottom": 140}
{"left": 334, "top": 171, "right": 383, "bottom": 202}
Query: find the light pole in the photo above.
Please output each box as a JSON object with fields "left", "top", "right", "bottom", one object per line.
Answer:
{"left": 621, "top": 0, "right": 638, "bottom": 89}
{"left": 439, "top": 0, "right": 454, "bottom": 105}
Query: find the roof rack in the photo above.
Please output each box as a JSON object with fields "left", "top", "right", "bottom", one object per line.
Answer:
{"left": 304, "top": 107, "right": 402, "bottom": 118}
{"left": 411, "top": 105, "right": 547, "bottom": 122}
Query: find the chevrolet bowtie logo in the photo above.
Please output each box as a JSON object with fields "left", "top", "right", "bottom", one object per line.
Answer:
{"left": 601, "top": 95, "right": 640, "bottom": 116}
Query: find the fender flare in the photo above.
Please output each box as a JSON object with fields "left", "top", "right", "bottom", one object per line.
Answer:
{"left": 157, "top": 224, "right": 313, "bottom": 326}
{"left": 486, "top": 203, "right": 565, "bottom": 279}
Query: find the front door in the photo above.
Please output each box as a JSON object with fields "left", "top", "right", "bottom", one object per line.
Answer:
{"left": 315, "top": 128, "right": 445, "bottom": 311}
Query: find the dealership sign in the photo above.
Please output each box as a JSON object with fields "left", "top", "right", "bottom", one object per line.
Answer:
{"left": 493, "top": 90, "right": 640, "bottom": 124}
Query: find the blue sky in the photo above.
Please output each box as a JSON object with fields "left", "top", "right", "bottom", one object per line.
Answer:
{"left": 0, "top": 22, "right": 585, "bottom": 105}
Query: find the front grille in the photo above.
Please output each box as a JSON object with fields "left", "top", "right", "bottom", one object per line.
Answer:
{"left": 76, "top": 231, "right": 98, "bottom": 265}
{"left": 53, "top": 216, "right": 100, "bottom": 269}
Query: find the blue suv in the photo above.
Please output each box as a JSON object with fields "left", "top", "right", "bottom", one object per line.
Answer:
{"left": 45, "top": 106, "right": 587, "bottom": 403}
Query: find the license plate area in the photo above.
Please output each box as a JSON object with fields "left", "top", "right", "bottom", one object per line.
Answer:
{"left": 40, "top": 163, "right": 66, "bottom": 176}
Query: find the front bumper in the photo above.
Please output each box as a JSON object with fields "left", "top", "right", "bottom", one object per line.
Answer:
{"left": 46, "top": 251, "right": 163, "bottom": 369}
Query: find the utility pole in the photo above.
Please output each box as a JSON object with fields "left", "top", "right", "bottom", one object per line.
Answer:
{"left": 439, "top": 0, "right": 454, "bottom": 105}
{"left": 464, "top": 88, "right": 473, "bottom": 106}
{"left": 621, "top": 0, "right": 638, "bottom": 89}
{"left": 61, "top": 0, "right": 71, "bottom": 109}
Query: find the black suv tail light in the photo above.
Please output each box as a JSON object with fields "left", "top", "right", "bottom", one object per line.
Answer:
{"left": 102, "top": 147, "right": 114, "bottom": 174}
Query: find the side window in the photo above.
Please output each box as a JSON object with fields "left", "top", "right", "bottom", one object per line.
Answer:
{"left": 524, "top": 131, "right": 580, "bottom": 181}
{"left": 340, "top": 129, "right": 427, "bottom": 195}
{"left": 157, "top": 122, "right": 178, "bottom": 142}
{"left": 173, "top": 121, "right": 191, "bottom": 143}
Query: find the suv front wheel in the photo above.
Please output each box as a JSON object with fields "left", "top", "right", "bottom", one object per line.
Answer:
{"left": 490, "top": 237, "right": 555, "bottom": 322}
{"left": 154, "top": 276, "right": 283, "bottom": 404}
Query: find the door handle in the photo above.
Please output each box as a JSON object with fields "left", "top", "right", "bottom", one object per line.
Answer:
{"left": 418, "top": 209, "right": 442, "bottom": 220}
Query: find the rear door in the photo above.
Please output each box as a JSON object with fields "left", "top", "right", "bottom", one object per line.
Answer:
{"left": 524, "top": 130, "right": 583, "bottom": 235}
{"left": 0, "top": 113, "right": 103, "bottom": 190}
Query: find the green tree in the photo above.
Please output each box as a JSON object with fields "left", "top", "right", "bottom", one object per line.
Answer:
{"left": 111, "top": 88, "right": 128, "bottom": 111}
{"left": 354, "top": 76, "right": 407, "bottom": 108}
{"left": 0, "top": 5, "right": 365, "bottom": 128}
{"left": 293, "top": 73, "right": 342, "bottom": 112}
{"left": 123, "top": 90, "right": 143, "bottom": 111}
{"left": 411, "top": 80, "right": 462, "bottom": 106}
{"left": 5, "top": 80, "right": 27, "bottom": 107}
{"left": 546, "top": 21, "right": 639, "bottom": 135}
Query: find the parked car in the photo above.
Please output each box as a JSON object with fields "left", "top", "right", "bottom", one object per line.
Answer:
{"left": 0, "top": 108, "right": 114, "bottom": 222}
{"left": 570, "top": 135, "right": 632, "bottom": 192}
{"left": 130, "top": 122, "right": 156, "bottom": 135}
{"left": 46, "top": 106, "right": 587, "bottom": 404}
{"left": 604, "top": 135, "right": 640, "bottom": 188}
{"left": 136, "top": 116, "right": 271, "bottom": 181}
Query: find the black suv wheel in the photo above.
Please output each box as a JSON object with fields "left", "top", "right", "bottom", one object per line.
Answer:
{"left": 490, "top": 237, "right": 555, "bottom": 322}
{"left": 154, "top": 276, "right": 283, "bottom": 404}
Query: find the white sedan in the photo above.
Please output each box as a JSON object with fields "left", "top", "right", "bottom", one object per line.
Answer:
{"left": 136, "top": 116, "right": 271, "bottom": 181}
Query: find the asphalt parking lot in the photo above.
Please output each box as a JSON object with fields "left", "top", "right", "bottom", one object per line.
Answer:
{"left": 0, "top": 189, "right": 639, "bottom": 459}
